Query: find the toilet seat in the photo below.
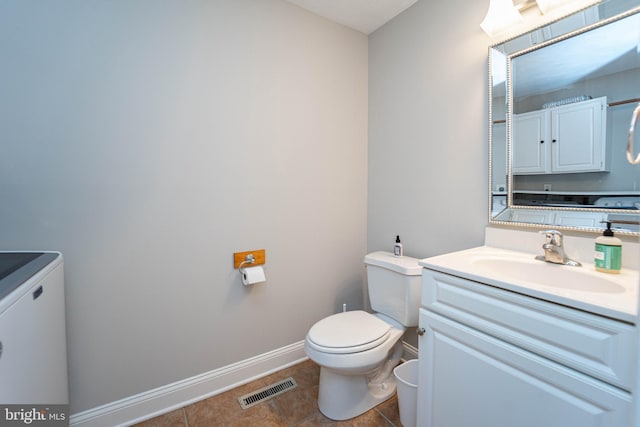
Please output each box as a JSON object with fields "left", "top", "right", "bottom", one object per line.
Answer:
{"left": 306, "top": 311, "right": 391, "bottom": 354}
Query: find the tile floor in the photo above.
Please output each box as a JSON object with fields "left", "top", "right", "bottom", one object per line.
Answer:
{"left": 132, "top": 359, "right": 402, "bottom": 427}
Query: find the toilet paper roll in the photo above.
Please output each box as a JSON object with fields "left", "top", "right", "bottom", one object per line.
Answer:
{"left": 241, "top": 266, "right": 266, "bottom": 286}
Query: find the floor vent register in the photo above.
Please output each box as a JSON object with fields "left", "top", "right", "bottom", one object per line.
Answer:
{"left": 238, "top": 377, "right": 298, "bottom": 409}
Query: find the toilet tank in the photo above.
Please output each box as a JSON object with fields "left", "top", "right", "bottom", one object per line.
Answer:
{"left": 364, "top": 251, "right": 423, "bottom": 327}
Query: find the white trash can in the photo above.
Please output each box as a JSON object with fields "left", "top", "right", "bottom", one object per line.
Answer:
{"left": 393, "top": 359, "right": 418, "bottom": 427}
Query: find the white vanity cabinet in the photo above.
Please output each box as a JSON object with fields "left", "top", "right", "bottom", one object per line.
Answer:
{"left": 417, "top": 269, "right": 634, "bottom": 427}
{"left": 513, "top": 97, "right": 607, "bottom": 175}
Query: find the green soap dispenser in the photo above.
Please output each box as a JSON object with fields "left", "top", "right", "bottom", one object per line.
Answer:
{"left": 594, "top": 222, "right": 622, "bottom": 274}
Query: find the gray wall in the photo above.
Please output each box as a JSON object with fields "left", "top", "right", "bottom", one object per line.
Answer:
{"left": 0, "top": 0, "right": 367, "bottom": 414}
{"left": 1, "top": 0, "right": 495, "bottom": 415}
{"left": 368, "top": 0, "right": 489, "bottom": 261}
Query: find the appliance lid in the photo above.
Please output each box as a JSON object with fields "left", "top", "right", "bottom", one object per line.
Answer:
{"left": 364, "top": 251, "right": 422, "bottom": 275}
{"left": 0, "top": 252, "right": 59, "bottom": 302}
{"left": 0, "top": 253, "right": 43, "bottom": 280}
{"left": 307, "top": 310, "right": 391, "bottom": 352}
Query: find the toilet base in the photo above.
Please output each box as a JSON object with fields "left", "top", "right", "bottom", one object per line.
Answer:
{"left": 317, "top": 366, "right": 398, "bottom": 421}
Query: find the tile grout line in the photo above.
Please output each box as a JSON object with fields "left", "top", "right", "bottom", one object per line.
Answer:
{"left": 266, "top": 398, "right": 290, "bottom": 425}
{"left": 269, "top": 376, "right": 318, "bottom": 426}
{"left": 181, "top": 407, "right": 189, "bottom": 427}
{"left": 375, "top": 407, "right": 398, "bottom": 427}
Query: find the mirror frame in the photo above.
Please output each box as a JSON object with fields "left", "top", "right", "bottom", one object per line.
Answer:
{"left": 488, "top": 1, "right": 640, "bottom": 236}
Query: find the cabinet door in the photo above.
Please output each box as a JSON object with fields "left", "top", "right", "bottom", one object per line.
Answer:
{"left": 554, "top": 210, "right": 607, "bottom": 228}
{"left": 551, "top": 97, "right": 607, "bottom": 173}
{"left": 417, "top": 308, "right": 631, "bottom": 427}
{"left": 513, "top": 110, "right": 550, "bottom": 174}
{"left": 509, "top": 208, "right": 554, "bottom": 225}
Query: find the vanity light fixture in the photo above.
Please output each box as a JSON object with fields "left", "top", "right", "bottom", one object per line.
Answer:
{"left": 481, "top": 0, "right": 602, "bottom": 38}
{"left": 480, "top": 0, "right": 524, "bottom": 38}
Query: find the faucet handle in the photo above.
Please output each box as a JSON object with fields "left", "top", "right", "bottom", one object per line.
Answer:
{"left": 539, "top": 229, "right": 563, "bottom": 246}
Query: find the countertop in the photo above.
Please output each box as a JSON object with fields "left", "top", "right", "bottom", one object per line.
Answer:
{"left": 419, "top": 246, "right": 639, "bottom": 324}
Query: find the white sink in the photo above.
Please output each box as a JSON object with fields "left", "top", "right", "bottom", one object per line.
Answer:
{"left": 470, "top": 254, "right": 626, "bottom": 294}
{"left": 420, "top": 246, "right": 638, "bottom": 323}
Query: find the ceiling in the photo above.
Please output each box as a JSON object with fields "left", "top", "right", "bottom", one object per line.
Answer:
{"left": 514, "top": 12, "right": 640, "bottom": 97}
{"left": 283, "top": 0, "right": 419, "bottom": 34}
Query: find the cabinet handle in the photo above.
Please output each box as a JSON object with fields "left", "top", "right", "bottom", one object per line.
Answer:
{"left": 416, "top": 327, "right": 425, "bottom": 336}
{"left": 627, "top": 102, "right": 640, "bottom": 165}
{"left": 540, "top": 140, "right": 544, "bottom": 144}
{"left": 552, "top": 139, "right": 557, "bottom": 143}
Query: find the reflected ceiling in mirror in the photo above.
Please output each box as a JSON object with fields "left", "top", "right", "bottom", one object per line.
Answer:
{"left": 489, "top": 0, "right": 640, "bottom": 235}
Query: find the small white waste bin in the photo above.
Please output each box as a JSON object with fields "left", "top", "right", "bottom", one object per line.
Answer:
{"left": 393, "top": 359, "right": 418, "bottom": 427}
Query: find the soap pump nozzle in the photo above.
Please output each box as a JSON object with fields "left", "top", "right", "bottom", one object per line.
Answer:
{"left": 603, "top": 221, "right": 614, "bottom": 237}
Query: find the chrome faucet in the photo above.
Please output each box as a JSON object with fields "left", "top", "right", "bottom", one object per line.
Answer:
{"left": 535, "top": 230, "right": 582, "bottom": 267}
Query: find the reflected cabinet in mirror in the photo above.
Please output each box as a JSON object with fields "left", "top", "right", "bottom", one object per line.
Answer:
{"left": 489, "top": 0, "right": 640, "bottom": 235}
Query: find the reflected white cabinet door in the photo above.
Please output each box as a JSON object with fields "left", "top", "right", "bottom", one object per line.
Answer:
{"left": 554, "top": 210, "right": 606, "bottom": 227}
{"left": 509, "top": 208, "right": 554, "bottom": 224}
{"left": 552, "top": 97, "right": 607, "bottom": 173}
{"left": 417, "top": 308, "right": 631, "bottom": 427}
{"left": 512, "top": 110, "right": 550, "bottom": 174}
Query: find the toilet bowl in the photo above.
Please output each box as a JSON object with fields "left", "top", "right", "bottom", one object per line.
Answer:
{"left": 305, "top": 310, "right": 405, "bottom": 420}
{"left": 304, "top": 252, "right": 422, "bottom": 421}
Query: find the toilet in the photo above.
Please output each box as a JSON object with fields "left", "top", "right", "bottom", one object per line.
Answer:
{"left": 304, "top": 251, "right": 422, "bottom": 421}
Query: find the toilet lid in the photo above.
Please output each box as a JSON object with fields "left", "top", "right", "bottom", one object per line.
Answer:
{"left": 307, "top": 311, "right": 391, "bottom": 354}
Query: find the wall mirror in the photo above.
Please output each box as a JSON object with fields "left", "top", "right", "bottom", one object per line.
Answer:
{"left": 489, "top": 0, "right": 640, "bottom": 235}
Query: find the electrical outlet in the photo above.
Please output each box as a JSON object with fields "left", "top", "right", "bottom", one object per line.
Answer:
{"left": 544, "top": 184, "right": 552, "bottom": 191}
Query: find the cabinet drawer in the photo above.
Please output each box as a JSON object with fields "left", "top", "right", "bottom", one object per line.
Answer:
{"left": 422, "top": 270, "right": 635, "bottom": 391}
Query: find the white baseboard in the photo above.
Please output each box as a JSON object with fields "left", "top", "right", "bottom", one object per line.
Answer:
{"left": 69, "top": 341, "right": 307, "bottom": 427}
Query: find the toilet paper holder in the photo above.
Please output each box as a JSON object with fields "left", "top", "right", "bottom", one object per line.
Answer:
{"left": 238, "top": 254, "right": 256, "bottom": 270}
{"left": 233, "top": 249, "right": 266, "bottom": 269}
{"left": 234, "top": 249, "right": 267, "bottom": 285}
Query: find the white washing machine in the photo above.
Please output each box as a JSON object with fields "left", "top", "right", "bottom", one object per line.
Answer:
{"left": 0, "top": 252, "right": 68, "bottom": 405}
